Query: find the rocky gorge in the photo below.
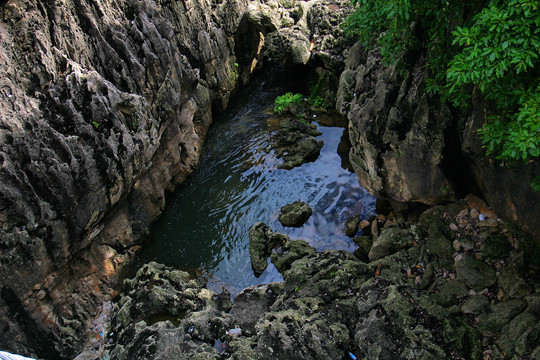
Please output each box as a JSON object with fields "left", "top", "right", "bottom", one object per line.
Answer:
{"left": 0, "top": 0, "right": 539, "bottom": 358}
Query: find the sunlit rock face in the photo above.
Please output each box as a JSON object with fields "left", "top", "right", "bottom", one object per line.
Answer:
{"left": 0, "top": 0, "right": 356, "bottom": 356}
{"left": 0, "top": 0, "right": 250, "bottom": 356}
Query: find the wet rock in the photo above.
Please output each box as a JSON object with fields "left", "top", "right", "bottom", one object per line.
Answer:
{"left": 455, "top": 255, "right": 497, "bottom": 291}
{"left": 271, "top": 239, "right": 316, "bottom": 273}
{"left": 461, "top": 295, "right": 490, "bottom": 315}
{"left": 499, "top": 263, "right": 531, "bottom": 298}
{"left": 368, "top": 226, "right": 416, "bottom": 261}
{"left": 249, "top": 223, "right": 289, "bottom": 274}
{"left": 344, "top": 215, "right": 361, "bottom": 237}
{"left": 433, "top": 280, "right": 469, "bottom": 307}
{"left": 477, "top": 299, "right": 527, "bottom": 336}
{"left": 278, "top": 201, "right": 312, "bottom": 227}
{"left": 269, "top": 118, "right": 324, "bottom": 170}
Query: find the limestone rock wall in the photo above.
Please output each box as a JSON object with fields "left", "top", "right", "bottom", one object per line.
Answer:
{"left": 337, "top": 43, "right": 455, "bottom": 206}
{"left": 338, "top": 42, "right": 540, "bottom": 241}
{"left": 0, "top": 0, "right": 252, "bottom": 356}
{"left": 0, "top": 0, "right": 356, "bottom": 356}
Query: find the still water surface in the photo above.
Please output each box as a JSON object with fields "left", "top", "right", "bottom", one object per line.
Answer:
{"left": 134, "top": 74, "right": 375, "bottom": 295}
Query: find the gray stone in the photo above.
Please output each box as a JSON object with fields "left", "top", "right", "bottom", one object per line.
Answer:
{"left": 478, "top": 299, "right": 527, "bottom": 336}
{"left": 270, "top": 239, "right": 316, "bottom": 273}
{"left": 525, "top": 293, "right": 540, "bottom": 316}
{"left": 497, "top": 311, "right": 539, "bottom": 357}
{"left": 532, "top": 346, "right": 540, "bottom": 360}
{"left": 352, "top": 236, "right": 372, "bottom": 262}
{"left": 249, "top": 223, "right": 290, "bottom": 274}
{"left": 231, "top": 283, "right": 284, "bottom": 335}
{"left": 270, "top": 119, "right": 324, "bottom": 170}
{"left": 455, "top": 255, "right": 497, "bottom": 291}
{"left": 433, "top": 280, "right": 469, "bottom": 307}
{"left": 499, "top": 263, "right": 531, "bottom": 298}
{"left": 345, "top": 215, "right": 361, "bottom": 237}
{"left": 461, "top": 295, "right": 489, "bottom": 315}
{"left": 278, "top": 201, "right": 313, "bottom": 228}
{"left": 368, "top": 227, "right": 416, "bottom": 261}
{"left": 108, "top": 262, "right": 233, "bottom": 359}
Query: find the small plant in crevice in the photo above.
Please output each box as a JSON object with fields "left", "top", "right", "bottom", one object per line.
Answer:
{"left": 532, "top": 176, "right": 540, "bottom": 192}
{"left": 308, "top": 95, "right": 330, "bottom": 109}
{"left": 274, "top": 92, "right": 303, "bottom": 114}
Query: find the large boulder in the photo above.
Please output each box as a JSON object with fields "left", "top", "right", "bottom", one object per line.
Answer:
{"left": 269, "top": 118, "right": 324, "bottom": 169}
{"left": 278, "top": 201, "right": 312, "bottom": 227}
{"left": 107, "top": 262, "right": 233, "bottom": 360}
{"left": 249, "top": 223, "right": 290, "bottom": 274}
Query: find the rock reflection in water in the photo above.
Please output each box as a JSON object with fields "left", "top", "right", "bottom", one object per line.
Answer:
{"left": 134, "top": 76, "right": 375, "bottom": 296}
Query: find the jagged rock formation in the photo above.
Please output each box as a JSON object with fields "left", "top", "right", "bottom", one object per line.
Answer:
{"left": 337, "top": 43, "right": 455, "bottom": 206}
{"left": 1, "top": 0, "right": 239, "bottom": 358}
{"left": 337, "top": 43, "right": 540, "bottom": 241}
{"left": 0, "top": 0, "right": 353, "bottom": 357}
{"left": 0, "top": 0, "right": 251, "bottom": 356}
{"left": 106, "top": 204, "right": 540, "bottom": 359}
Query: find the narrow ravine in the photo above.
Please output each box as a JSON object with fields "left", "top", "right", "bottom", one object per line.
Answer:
{"left": 133, "top": 70, "right": 375, "bottom": 294}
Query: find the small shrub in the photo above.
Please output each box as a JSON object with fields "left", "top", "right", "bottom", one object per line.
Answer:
{"left": 309, "top": 95, "right": 330, "bottom": 109}
{"left": 274, "top": 92, "right": 303, "bottom": 114}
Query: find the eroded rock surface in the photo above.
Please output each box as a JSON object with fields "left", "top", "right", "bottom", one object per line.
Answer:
{"left": 0, "top": 0, "right": 259, "bottom": 356}
{"left": 106, "top": 203, "right": 540, "bottom": 360}
{"left": 338, "top": 41, "right": 540, "bottom": 242}
{"left": 278, "top": 201, "right": 312, "bottom": 227}
{"left": 0, "top": 0, "right": 357, "bottom": 355}
{"left": 269, "top": 118, "right": 323, "bottom": 169}
{"left": 337, "top": 43, "right": 455, "bottom": 205}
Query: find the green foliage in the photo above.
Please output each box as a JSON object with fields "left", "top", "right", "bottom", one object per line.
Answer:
{"left": 307, "top": 74, "right": 331, "bottom": 109}
{"left": 274, "top": 92, "right": 303, "bottom": 114}
{"left": 92, "top": 120, "right": 101, "bottom": 129}
{"left": 532, "top": 176, "right": 540, "bottom": 192}
{"left": 344, "top": 0, "right": 540, "bottom": 171}
{"left": 447, "top": 0, "right": 540, "bottom": 164}
{"left": 342, "top": 0, "right": 462, "bottom": 77}
{"left": 309, "top": 95, "right": 330, "bottom": 109}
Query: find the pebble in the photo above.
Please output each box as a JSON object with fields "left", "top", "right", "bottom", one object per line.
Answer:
{"left": 470, "top": 208, "right": 479, "bottom": 219}
{"left": 449, "top": 223, "right": 458, "bottom": 231}
{"left": 453, "top": 240, "right": 461, "bottom": 251}
{"left": 359, "top": 220, "right": 370, "bottom": 231}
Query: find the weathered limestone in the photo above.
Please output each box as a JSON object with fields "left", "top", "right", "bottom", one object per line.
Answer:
{"left": 337, "top": 41, "right": 540, "bottom": 242}
{"left": 278, "top": 201, "right": 312, "bottom": 227}
{"left": 0, "top": 0, "right": 255, "bottom": 356}
{"left": 337, "top": 43, "right": 455, "bottom": 206}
